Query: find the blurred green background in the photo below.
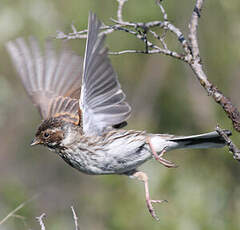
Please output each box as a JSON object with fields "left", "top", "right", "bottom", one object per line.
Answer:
{"left": 1, "top": 0, "right": 240, "bottom": 229}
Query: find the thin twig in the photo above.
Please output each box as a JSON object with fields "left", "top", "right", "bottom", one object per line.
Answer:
{"left": 216, "top": 125, "right": 240, "bottom": 160}
{"left": 117, "top": 0, "right": 128, "bottom": 22}
{"left": 156, "top": 1, "right": 191, "bottom": 57}
{"left": 71, "top": 206, "right": 80, "bottom": 230}
{"left": 56, "top": 24, "right": 119, "bottom": 40}
{"left": 156, "top": 0, "right": 168, "bottom": 21}
{"left": 57, "top": 1, "right": 186, "bottom": 61}
{"left": 71, "top": 23, "right": 78, "bottom": 34}
{"left": 149, "top": 30, "right": 168, "bottom": 49}
{"left": 109, "top": 49, "right": 183, "bottom": 57}
{"left": 36, "top": 213, "right": 46, "bottom": 230}
{"left": 109, "top": 49, "right": 146, "bottom": 55}
{"left": 0, "top": 194, "right": 39, "bottom": 225}
{"left": 111, "top": 25, "right": 185, "bottom": 59}
{"left": 12, "top": 215, "right": 29, "bottom": 229}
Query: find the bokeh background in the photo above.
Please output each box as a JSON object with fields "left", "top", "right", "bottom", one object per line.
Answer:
{"left": 1, "top": 0, "right": 240, "bottom": 229}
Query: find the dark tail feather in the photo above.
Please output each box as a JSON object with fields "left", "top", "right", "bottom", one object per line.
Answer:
{"left": 169, "top": 130, "right": 231, "bottom": 149}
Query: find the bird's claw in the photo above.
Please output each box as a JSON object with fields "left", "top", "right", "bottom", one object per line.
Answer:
{"left": 147, "top": 141, "right": 178, "bottom": 168}
{"left": 156, "top": 155, "right": 178, "bottom": 168}
{"left": 130, "top": 171, "right": 168, "bottom": 221}
{"left": 146, "top": 199, "right": 168, "bottom": 221}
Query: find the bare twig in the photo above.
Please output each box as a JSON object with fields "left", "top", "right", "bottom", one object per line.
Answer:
{"left": 71, "top": 23, "right": 78, "bottom": 34}
{"left": 71, "top": 206, "right": 80, "bottom": 230}
{"left": 36, "top": 213, "right": 46, "bottom": 230}
{"left": 117, "top": 0, "right": 128, "bottom": 22}
{"left": 12, "top": 215, "right": 29, "bottom": 229}
{"left": 216, "top": 125, "right": 240, "bottom": 160}
{"left": 149, "top": 30, "right": 168, "bottom": 49}
{"left": 0, "top": 194, "right": 39, "bottom": 225}
{"left": 57, "top": 1, "right": 187, "bottom": 61}
{"left": 109, "top": 49, "right": 181, "bottom": 57}
{"left": 156, "top": 0, "right": 168, "bottom": 21}
{"left": 56, "top": 25, "right": 115, "bottom": 40}
{"left": 110, "top": 15, "right": 190, "bottom": 60}
{"left": 156, "top": 0, "right": 191, "bottom": 57}
{"left": 11, "top": 214, "right": 26, "bottom": 220}
{"left": 109, "top": 49, "right": 148, "bottom": 55}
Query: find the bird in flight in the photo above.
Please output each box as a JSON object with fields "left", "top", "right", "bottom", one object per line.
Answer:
{"left": 6, "top": 12, "right": 231, "bottom": 220}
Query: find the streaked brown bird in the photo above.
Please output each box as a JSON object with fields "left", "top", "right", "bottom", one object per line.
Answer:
{"left": 6, "top": 12, "right": 231, "bottom": 220}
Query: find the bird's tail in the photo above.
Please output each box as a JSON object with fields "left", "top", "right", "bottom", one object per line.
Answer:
{"left": 150, "top": 130, "right": 231, "bottom": 152}
{"left": 168, "top": 130, "right": 231, "bottom": 150}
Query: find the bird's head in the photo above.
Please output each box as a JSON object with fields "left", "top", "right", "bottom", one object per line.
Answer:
{"left": 31, "top": 118, "right": 65, "bottom": 149}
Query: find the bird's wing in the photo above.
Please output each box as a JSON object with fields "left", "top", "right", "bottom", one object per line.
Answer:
{"left": 80, "top": 13, "right": 131, "bottom": 136}
{"left": 6, "top": 37, "right": 83, "bottom": 121}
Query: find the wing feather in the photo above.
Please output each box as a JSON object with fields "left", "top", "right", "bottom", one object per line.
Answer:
{"left": 49, "top": 96, "right": 79, "bottom": 124}
{"left": 80, "top": 13, "right": 131, "bottom": 136}
{"left": 6, "top": 37, "right": 83, "bottom": 119}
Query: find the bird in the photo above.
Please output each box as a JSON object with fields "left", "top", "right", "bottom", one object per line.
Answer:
{"left": 6, "top": 12, "right": 231, "bottom": 220}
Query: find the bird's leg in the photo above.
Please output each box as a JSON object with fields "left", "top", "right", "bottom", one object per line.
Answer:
{"left": 147, "top": 137, "right": 177, "bottom": 168}
{"left": 77, "top": 107, "right": 81, "bottom": 126}
{"left": 128, "top": 170, "right": 167, "bottom": 221}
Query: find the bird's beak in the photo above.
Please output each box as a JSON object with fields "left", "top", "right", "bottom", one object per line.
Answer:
{"left": 30, "top": 138, "right": 40, "bottom": 146}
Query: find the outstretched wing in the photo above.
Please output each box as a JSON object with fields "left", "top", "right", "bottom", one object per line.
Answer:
{"left": 80, "top": 13, "right": 131, "bottom": 136}
{"left": 6, "top": 37, "right": 83, "bottom": 120}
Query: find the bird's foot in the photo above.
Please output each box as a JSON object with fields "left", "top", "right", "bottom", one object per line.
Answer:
{"left": 130, "top": 171, "right": 167, "bottom": 221}
{"left": 147, "top": 138, "right": 177, "bottom": 168}
{"left": 156, "top": 147, "right": 178, "bottom": 168}
{"left": 146, "top": 199, "right": 167, "bottom": 221}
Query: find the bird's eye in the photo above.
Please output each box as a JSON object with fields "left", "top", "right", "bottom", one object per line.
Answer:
{"left": 44, "top": 132, "right": 50, "bottom": 138}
